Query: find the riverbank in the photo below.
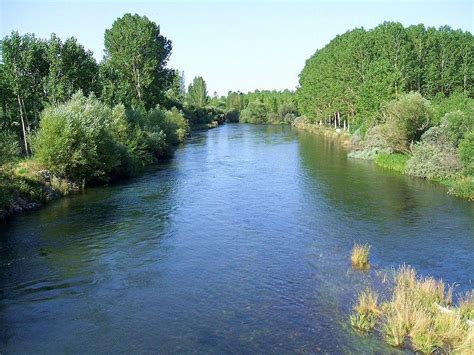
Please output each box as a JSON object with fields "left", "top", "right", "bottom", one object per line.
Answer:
{"left": 292, "top": 117, "right": 352, "bottom": 147}
{"left": 291, "top": 118, "right": 474, "bottom": 201}
{"left": 0, "top": 122, "right": 223, "bottom": 222}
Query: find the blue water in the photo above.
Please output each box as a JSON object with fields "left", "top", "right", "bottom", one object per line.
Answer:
{"left": 1, "top": 124, "right": 472, "bottom": 353}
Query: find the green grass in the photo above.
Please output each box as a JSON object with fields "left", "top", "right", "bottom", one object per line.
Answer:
{"left": 374, "top": 153, "right": 410, "bottom": 173}
{"left": 439, "top": 176, "right": 474, "bottom": 201}
{"left": 0, "top": 168, "right": 43, "bottom": 208}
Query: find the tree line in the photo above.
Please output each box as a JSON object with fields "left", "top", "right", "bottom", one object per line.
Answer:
{"left": 0, "top": 14, "right": 219, "bottom": 174}
{"left": 296, "top": 22, "right": 473, "bottom": 198}
{"left": 297, "top": 22, "right": 473, "bottom": 130}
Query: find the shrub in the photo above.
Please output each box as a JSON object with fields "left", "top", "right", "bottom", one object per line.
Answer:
{"left": 442, "top": 111, "right": 473, "bottom": 146}
{"left": 240, "top": 102, "right": 268, "bottom": 124}
{"left": 0, "top": 131, "right": 21, "bottom": 165}
{"left": 431, "top": 92, "right": 474, "bottom": 125}
{"left": 163, "top": 107, "right": 190, "bottom": 145}
{"left": 459, "top": 131, "right": 474, "bottom": 176}
{"left": 224, "top": 110, "right": 240, "bottom": 123}
{"left": 267, "top": 112, "right": 280, "bottom": 124}
{"left": 278, "top": 104, "right": 297, "bottom": 120}
{"left": 381, "top": 92, "right": 433, "bottom": 150}
{"left": 33, "top": 92, "right": 124, "bottom": 182}
{"left": 406, "top": 142, "right": 463, "bottom": 180}
{"left": 282, "top": 113, "right": 297, "bottom": 124}
{"left": 351, "top": 243, "right": 370, "bottom": 270}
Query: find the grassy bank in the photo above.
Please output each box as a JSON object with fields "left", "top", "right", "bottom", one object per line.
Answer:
{"left": 0, "top": 160, "right": 75, "bottom": 219}
{"left": 294, "top": 117, "right": 473, "bottom": 201}
{"left": 292, "top": 118, "right": 351, "bottom": 146}
{"left": 1, "top": 118, "right": 223, "bottom": 222}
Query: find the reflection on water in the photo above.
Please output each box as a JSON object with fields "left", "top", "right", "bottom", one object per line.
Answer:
{"left": 0, "top": 124, "right": 472, "bottom": 353}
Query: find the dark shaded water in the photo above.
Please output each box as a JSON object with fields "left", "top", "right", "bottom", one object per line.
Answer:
{"left": 1, "top": 124, "right": 473, "bottom": 354}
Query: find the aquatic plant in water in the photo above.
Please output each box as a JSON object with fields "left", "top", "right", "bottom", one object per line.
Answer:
{"left": 349, "top": 264, "right": 474, "bottom": 354}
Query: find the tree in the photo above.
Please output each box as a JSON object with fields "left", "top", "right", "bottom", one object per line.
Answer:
{"left": 104, "top": 13, "right": 172, "bottom": 109}
{"left": 1, "top": 32, "right": 48, "bottom": 155}
{"left": 163, "top": 69, "right": 185, "bottom": 107}
{"left": 45, "top": 34, "right": 99, "bottom": 103}
{"left": 187, "top": 76, "right": 209, "bottom": 108}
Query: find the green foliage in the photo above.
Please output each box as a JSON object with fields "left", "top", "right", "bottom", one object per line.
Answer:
{"left": 0, "top": 169, "right": 43, "bottom": 208}
{"left": 382, "top": 92, "right": 433, "bottom": 149}
{"left": 0, "top": 131, "right": 21, "bottom": 165}
{"left": 406, "top": 142, "right": 462, "bottom": 180}
{"left": 374, "top": 153, "right": 409, "bottom": 173}
{"left": 187, "top": 76, "right": 209, "bottom": 108}
{"left": 297, "top": 22, "right": 473, "bottom": 130}
{"left": 103, "top": 13, "right": 172, "bottom": 109}
{"left": 442, "top": 177, "right": 474, "bottom": 200}
{"left": 431, "top": 92, "right": 474, "bottom": 125}
{"left": 459, "top": 131, "right": 474, "bottom": 176}
{"left": 240, "top": 102, "right": 268, "bottom": 124}
{"left": 438, "top": 111, "right": 472, "bottom": 147}
{"left": 45, "top": 34, "right": 99, "bottom": 103}
{"left": 223, "top": 89, "right": 297, "bottom": 125}
{"left": 184, "top": 105, "right": 223, "bottom": 126}
{"left": 33, "top": 92, "right": 124, "bottom": 182}
{"left": 224, "top": 110, "right": 240, "bottom": 123}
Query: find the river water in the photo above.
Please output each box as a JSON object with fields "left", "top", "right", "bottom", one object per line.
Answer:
{"left": 1, "top": 124, "right": 473, "bottom": 354}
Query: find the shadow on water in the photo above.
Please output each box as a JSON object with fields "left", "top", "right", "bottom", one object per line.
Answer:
{"left": 0, "top": 124, "right": 471, "bottom": 353}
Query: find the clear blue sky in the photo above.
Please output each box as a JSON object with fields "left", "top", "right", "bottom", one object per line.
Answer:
{"left": 1, "top": 0, "right": 473, "bottom": 95}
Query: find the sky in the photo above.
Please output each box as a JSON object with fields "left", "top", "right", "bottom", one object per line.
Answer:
{"left": 1, "top": 0, "right": 473, "bottom": 95}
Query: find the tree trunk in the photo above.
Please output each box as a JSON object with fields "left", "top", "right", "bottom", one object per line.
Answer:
{"left": 17, "top": 94, "right": 29, "bottom": 157}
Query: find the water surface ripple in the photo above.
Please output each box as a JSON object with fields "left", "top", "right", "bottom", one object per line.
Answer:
{"left": 1, "top": 124, "right": 473, "bottom": 354}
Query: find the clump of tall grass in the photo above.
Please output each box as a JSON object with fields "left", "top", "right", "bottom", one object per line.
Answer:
{"left": 351, "top": 243, "right": 370, "bottom": 270}
{"left": 349, "top": 288, "right": 379, "bottom": 332}
{"left": 349, "top": 264, "right": 473, "bottom": 354}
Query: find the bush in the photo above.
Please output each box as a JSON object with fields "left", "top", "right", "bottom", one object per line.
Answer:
{"left": 406, "top": 142, "right": 463, "bottom": 180}
{"left": 267, "top": 112, "right": 280, "bottom": 124}
{"left": 432, "top": 92, "right": 474, "bottom": 125}
{"left": 278, "top": 104, "right": 297, "bottom": 120}
{"left": 224, "top": 110, "right": 240, "bottom": 123}
{"left": 442, "top": 111, "right": 473, "bottom": 147}
{"left": 459, "top": 131, "right": 474, "bottom": 176}
{"left": 163, "top": 107, "right": 190, "bottom": 145}
{"left": 184, "top": 105, "right": 223, "bottom": 125}
{"left": 406, "top": 118, "right": 466, "bottom": 181}
{"left": 382, "top": 92, "right": 433, "bottom": 150}
{"left": 240, "top": 102, "right": 268, "bottom": 124}
{"left": 33, "top": 92, "right": 124, "bottom": 182}
{"left": 0, "top": 131, "right": 21, "bottom": 165}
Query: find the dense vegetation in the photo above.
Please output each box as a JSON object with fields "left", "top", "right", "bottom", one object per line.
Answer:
{"left": 296, "top": 22, "right": 473, "bottom": 199}
{"left": 297, "top": 22, "right": 472, "bottom": 129}
{"left": 1, "top": 19, "right": 473, "bottom": 217}
{"left": 220, "top": 89, "right": 298, "bottom": 124}
{"left": 0, "top": 13, "right": 223, "bottom": 216}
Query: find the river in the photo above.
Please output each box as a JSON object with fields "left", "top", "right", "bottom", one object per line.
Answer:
{"left": 1, "top": 124, "right": 473, "bottom": 353}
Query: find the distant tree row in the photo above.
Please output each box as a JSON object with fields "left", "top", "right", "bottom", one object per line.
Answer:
{"left": 297, "top": 22, "right": 473, "bottom": 130}
{"left": 222, "top": 89, "right": 298, "bottom": 124}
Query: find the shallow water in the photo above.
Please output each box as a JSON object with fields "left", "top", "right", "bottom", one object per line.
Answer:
{"left": 1, "top": 124, "right": 472, "bottom": 354}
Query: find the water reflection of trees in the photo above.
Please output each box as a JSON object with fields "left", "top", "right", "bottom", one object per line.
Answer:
{"left": 297, "top": 131, "right": 456, "bottom": 223}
